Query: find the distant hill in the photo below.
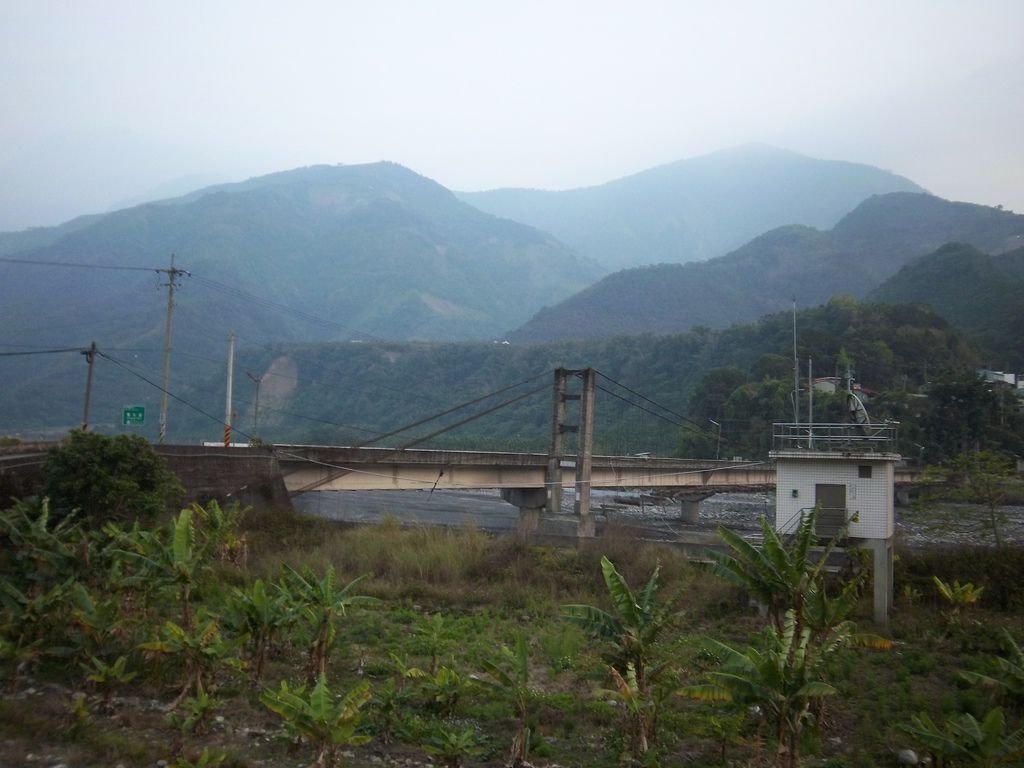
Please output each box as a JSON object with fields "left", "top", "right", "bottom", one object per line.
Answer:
{"left": 0, "top": 163, "right": 602, "bottom": 437}
{"left": 0, "top": 162, "right": 601, "bottom": 344}
{"left": 458, "top": 144, "right": 923, "bottom": 270}
{"left": 869, "top": 243, "right": 1024, "bottom": 368}
{"left": 509, "top": 193, "right": 1024, "bottom": 343}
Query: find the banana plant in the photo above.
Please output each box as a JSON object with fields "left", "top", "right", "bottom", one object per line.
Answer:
{"left": 598, "top": 662, "right": 654, "bottom": 760}
{"left": 419, "top": 664, "right": 469, "bottom": 717}
{"left": 69, "top": 582, "right": 128, "bottom": 661}
{"left": 902, "top": 708, "right": 1024, "bottom": 768}
{"left": 679, "top": 610, "right": 845, "bottom": 768}
{"left": 933, "top": 575, "right": 984, "bottom": 627}
{"left": 423, "top": 723, "right": 481, "bottom": 768}
{"left": 960, "top": 629, "right": 1024, "bottom": 704}
{"left": 708, "top": 511, "right": 830, "bottom": 633}
{"left": 260, "top": 674, "right": 372, "bottom": 768}
{"left": 191, "top": 499, "right": 248, "bottom": 566}
{"left": 562, "top": 556, "right": 678, "bottom": 695}
{"left": 139, "top": 611, "right": 246, "bottom": 708}
{"left": 223, "top": 578, "right": 297, "bottom": 685}
{"left": 0, "top": 498, "right": 83, "bottom": 590}
{"left": 476, "top": 633, "right": 533, "bottom": 766}
{"left": 416, "top": 612, "right": 452, "bottom": 675}
{"left": 117, "top": 508, "right": 208, "bottom": 631}
{"left": 0, "top": 578, "right": 74, "bottom": 687}
{"left": 282, "top": 566, "right": 376, "bottom": 684}
{"left": 82, "top": 654, "right": 136, "bottom": 710}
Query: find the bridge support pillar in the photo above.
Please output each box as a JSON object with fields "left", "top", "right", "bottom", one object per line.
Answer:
{"left": 676, "top": 491, "right": 715, "bottom": 524}
{"left": 501, "top": 488, "right": 547, "bottom": 534}
{"left": 679, "top": 498, "right": 701, "bottom": 524}
{"left": 894, "top": 487, "right": 913, "bottom": 507}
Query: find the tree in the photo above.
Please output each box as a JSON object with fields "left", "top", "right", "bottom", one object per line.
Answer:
{"left": 44, "top": 430, "right": 182, "bottom": 523}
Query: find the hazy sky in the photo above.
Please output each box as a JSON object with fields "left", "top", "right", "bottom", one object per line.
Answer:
{"left": 1, "top": 0, "right": 1022, "bottom": 230}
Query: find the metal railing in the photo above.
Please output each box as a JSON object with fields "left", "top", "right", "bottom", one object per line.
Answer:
{"left": 772, "top": 422, "right": 898, "bottom": 454}
{"left": 777, "top": 506, "right": 850, "bottom": 540}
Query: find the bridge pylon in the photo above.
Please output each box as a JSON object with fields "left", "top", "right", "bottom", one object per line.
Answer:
{"left": 545, "top": 368, "right": 596, "bottom": 537}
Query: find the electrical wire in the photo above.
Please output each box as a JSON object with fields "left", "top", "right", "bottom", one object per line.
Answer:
{"left": 96, "top": 350, "right": 257, "bottom": 443}
{"left": 0, "top": 347, "right": 86, "bottom": 357}
{"left": 0, "top": 256, "right": 162, "bottom": 272}
{"left": 354, "top": 370, "right": 553, "bottom": 447}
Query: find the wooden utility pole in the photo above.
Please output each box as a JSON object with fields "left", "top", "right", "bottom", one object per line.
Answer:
{"left": 157, "top": 254, "right": 189, "bottom": 444}
{"left": 80, "top": 340, "right": 97, "bottom": 431}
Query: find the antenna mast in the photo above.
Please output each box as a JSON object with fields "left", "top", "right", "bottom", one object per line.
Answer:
{"left": 792, "top": 299, "right": 799, "bottom": 424}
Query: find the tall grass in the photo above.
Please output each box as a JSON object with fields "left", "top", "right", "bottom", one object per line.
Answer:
{"left": 240, "top": 507, "right": 733, "bottom": 611}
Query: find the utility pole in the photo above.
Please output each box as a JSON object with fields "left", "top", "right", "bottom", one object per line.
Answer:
{"left": 709, "top": 418, "right": 722, "bottom": 460}
{"left": 246, "top": 371, "right": 263, "bottom": 432}
{"left": 157, "top": 254, "right": 189, "bottom": 444}
{"left": 80, "top": 340, "right": 97, "bottom": 431}
{"left": 224, "top": 331, "right": 235, "bottom": 447}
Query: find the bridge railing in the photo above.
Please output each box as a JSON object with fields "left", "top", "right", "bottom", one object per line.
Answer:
{"left": 772, "top": 422, "right": 898, "bottom": 454}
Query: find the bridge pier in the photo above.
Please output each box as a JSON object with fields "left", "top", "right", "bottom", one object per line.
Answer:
{"left": 501, "top": 488, "right": 547, "bottom": 534}
{"left": 677, "top": 491, "right": 715, "bottom": 524}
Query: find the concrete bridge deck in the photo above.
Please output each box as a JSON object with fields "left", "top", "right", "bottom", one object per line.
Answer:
{"left": 273, "top": 444, "right": 921, "bottom": 493}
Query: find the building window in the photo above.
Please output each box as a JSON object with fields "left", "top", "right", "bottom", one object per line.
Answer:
{"left": 858, "top": 465, "right": 872, "bottom": 479}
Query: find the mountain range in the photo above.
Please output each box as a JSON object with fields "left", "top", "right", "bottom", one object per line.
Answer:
{"left": 508, "top": 193, "right": 1024, "bottom": 343}
{"left": 459, "top": 144, "right": 923, "bottom": 270}
{"left": 1, "top": 145, "right": 1021, "bottom": 439}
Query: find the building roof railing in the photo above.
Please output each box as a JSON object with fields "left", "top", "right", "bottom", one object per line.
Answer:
{"left": 772, "top": 422, "right": 899, "bottom": 455}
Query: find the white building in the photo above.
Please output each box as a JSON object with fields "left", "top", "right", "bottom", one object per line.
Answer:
{"left": 771, "top": 422, "right": 900, "bottom": 625}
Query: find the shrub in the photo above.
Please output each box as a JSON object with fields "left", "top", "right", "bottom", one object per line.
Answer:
{"left": 44, "top": 430, "right": 182, "bottom": 523}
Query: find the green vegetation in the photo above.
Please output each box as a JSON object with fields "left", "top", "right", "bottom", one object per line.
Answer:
{"left": 870, "top": 243, "right": 1024, "bottom": 369}
{"left": 44, "top": 429, "right": 183, "bottom": 523}
{"left": 4, "top": 431, "right": 1024, "bottom": 766}
{"left": 509, "top": 192, "right": 1024, "bottom": 342}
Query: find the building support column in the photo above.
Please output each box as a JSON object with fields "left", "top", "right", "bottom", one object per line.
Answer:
{"left": 866, "top": 537, "right": 893, "bottom": 627}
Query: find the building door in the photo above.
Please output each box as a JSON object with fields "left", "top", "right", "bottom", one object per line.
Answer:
{"left": 814, "top": 483, "right": 847, "bottom": 536}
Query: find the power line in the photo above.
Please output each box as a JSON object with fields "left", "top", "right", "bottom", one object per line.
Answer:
{"left": 0, "top": 256, "right": 161, "bottom": 272}
{"left": 96, "top": 350, "right": 256, "bottom": 444}
{"left": 0, "top": 347, "right": 85, "bottom": 357}
{"left": 354, "top": 369, "right": 553, "bottom": 447}
{"left": 595, "top": 370, "right": 692, "bottom": 424}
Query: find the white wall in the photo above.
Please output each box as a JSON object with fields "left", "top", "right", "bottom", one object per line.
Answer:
{"left": 775, "top": 457, "right": 894, "bottom": 539}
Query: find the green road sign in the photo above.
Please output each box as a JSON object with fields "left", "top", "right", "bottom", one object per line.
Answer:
{"left": 122, "top": 405, "right": 145, "bottom": 426}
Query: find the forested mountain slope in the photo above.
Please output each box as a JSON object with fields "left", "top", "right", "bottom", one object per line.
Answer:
{"left": 509, "top": 193, "right": 1024, "bottom": 342}
{"left": 870, "top": 243, "right": 1024, "bottom": 368}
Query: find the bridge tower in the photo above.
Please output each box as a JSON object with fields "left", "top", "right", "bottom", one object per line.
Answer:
{"left": 545, "top": 368, "right": 597, "bottom": 537}
{"left": 770, "top": 422, "right": 900, "bottom": 625}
